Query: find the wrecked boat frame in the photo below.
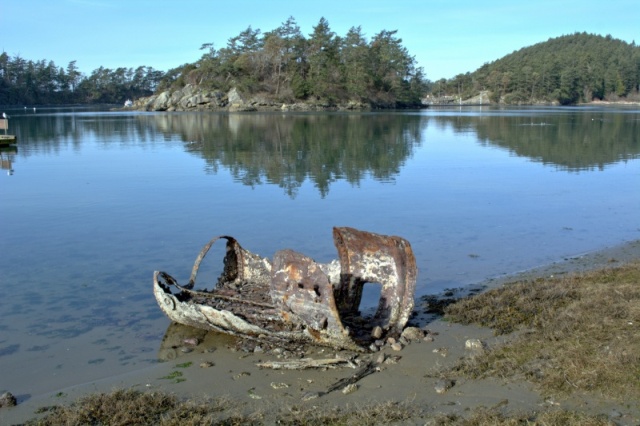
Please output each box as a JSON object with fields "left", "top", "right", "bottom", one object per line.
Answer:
{"left": 153, "top": 227, "right": 417, "bottom": 351}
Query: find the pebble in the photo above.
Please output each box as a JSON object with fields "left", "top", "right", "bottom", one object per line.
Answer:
{"left": 391, "top": 342, "right": 403, "bottom": 351}
{"left": 0, "top": 392, "right": 17, "bottom": 408}
{"left": 376, "top": 353, "right": 386, "bottom": 364}
{"left": 342, "top": 384, "right": 358, "bottom": 394}
{"left": 433, "top": 347, "right": 448, "bottom": 357}
{"left": 609, "top": 409, "right": 622, "bottom": 419}
{"left": 423, "top": 335, "right": 434, "bottom": 343}
{"left": 183, "top": 337, "right": 199, "bottom": 346}
{"left": 371, "top": 326, "right": 383, "bottom": 339}
{"left": 387, "top": 337, "right": 397, "bottom": 345}
{"left": 247, "top": 388, "right": 262, "bottom": 399}
{"left": 233, "top": 371, "right": 251, "bottom": 380}
{"left": 383, "top": 355, "right": 401, "bottom": 365}
{"left": 434, "top": 379, "right": 455, "bottom": 394}
{"left": 302, "top": 391, "right": 321, "bottom": 401}
{"left": 180, "top": 347, "right": 193, "bottom": 353}
{"left": 199, "top": 361, "right": 214, "bottom": 368}
{"left": 270, "top": 382, "right": 289, "bottom": 389}
{"left": 401, "top": 326, "right": 425, "bottom": 341}
{"left": 464, "top": 339, "right": 484, "bottom": 351}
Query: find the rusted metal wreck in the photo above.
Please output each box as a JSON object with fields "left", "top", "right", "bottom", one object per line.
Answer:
{"left": 153, "top": 227, "right": 417, "bottom": 351}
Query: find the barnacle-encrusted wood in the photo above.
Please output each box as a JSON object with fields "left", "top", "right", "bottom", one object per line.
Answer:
{"left": 153, "top": 227, "right": 417, "bottom": 351}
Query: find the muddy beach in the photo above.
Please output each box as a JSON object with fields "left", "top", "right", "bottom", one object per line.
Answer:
{"left": 2, "top": 239, "right": 640, "bottom": 425}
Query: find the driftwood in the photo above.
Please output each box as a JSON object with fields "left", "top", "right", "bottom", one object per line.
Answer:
{"left": 300, "top": 361, "right": 380, "bottom": 400}
{"left": 325, "top": 361, "right": 379, "bottom": 393}
{"left": 256, "top": 357, "right": 357, "bottom": 370}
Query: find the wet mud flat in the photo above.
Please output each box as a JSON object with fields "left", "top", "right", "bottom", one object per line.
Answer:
{"left": 3, "top": 239, "right": 640, "bottom": 425}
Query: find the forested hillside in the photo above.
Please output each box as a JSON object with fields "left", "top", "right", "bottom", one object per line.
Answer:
{"left": 435, "top": 33, "right": 640, "bottom": 105}
{"left": 0, "top": 53, "right": 164, "bottom": 105}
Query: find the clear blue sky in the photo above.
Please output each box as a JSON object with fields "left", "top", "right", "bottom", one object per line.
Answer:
{"left": 2, "top": 0, "right": 638, "bottom": 81}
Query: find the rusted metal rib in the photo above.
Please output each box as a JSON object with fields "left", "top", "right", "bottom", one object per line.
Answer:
{"left": 332, "top": 227, "right": 417, "bottom": 334}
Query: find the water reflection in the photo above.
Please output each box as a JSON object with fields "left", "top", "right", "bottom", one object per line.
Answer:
{"left": 9, "top": 108, "right": 640, "bottom": 195}
{"left": 145, "top": 113, "right": 425, "bottom": 197}
{"left": 157, "top": 322, "right": 237, "bottom": 362}
{"left": 140, "top": 110, "right": 639, "bottom": 197}
{"left": 1, "top": 146, "right": 16, "bottom": 175}
{"left": 470, "top": 111, "right": 640, "bottom": 171}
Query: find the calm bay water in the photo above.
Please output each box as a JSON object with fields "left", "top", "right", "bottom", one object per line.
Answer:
{"left": 0, "top": 106, "right": 639, "bottom": 399}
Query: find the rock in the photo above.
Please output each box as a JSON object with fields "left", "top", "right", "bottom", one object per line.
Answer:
{"left": 152, "top": 91, "right": 171, "bottom": 111}
{"left": 247, "top": 388, "right": 262, "bottom": 399}
{"left": 302, "top": 391, "right": 321, "bottom": 401}
{"left": 401, "top": 326, "right": 425, "bottom": 341}
{"left": 0, "top": 392, "right": 17, "bottom": 408}
{"left": 170, "top": 89, "right": 185, "bottom": 104}
{"left": 391, "top": 342, "right": 403, "bottom": 351}
{"left": 434, "top": 379, "right": 455, "bottom": 394}
{"left": 375, "top": 353, "right": 386, "bottom": 364}
{"left": 199, "top": 361, "right": 214, "bottom": 368}
{"left": 270, "top": 382, "right": 289, "bottom": 389}
{"left": 342, "top": 383, "right": 358, "bottom": 394}
{"left": 371, "top": 326, "right": 383, "bottom": 339}
{"left": 228, "top": 87, "right": 245, "bottom": 106}
{"left": 609, "top": 409, "right": 622, "bottom": 419}
{"left": 387, "top": 337, "right": 396, "bottom": 345}
{"left": 433, "top": 347, "right": 448, "bottom": 357}
{"left": 464, "top": 339, "right": 485, "bottom": 352}
{"left": 182, "top": 84, "right": 195, "bottom": 97}
{"left": 183, "top": 337, "right": 199, "bottom": 346}
{"left": 383, "top": 355, "right": 401, "bottom": 365}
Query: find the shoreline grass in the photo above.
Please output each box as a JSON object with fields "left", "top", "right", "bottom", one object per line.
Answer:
{"left": 444, "top": 261, "right": 640, "bottom": 402}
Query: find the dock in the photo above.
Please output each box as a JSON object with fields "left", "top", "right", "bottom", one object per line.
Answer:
{"left": 0, "top": 119, "right": 17, "bottom": 145}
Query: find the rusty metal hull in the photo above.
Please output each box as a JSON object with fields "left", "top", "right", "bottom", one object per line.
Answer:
{"left": 153, "top": 227, "right": 417, "bottom": 351}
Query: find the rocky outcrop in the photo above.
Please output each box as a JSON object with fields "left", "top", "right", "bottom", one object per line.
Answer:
{"left": 129, "top": 85, "right": 373, "bottom": 112}
{"left": 132, "top": 84, "right": 231, "bottom": 111}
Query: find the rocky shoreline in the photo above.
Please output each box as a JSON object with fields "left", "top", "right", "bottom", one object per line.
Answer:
{"left": 125, "top": 86, "right": 640, "bottom": 112}
{"left": 127, "top": 85, "right": 374, "bottom": 112}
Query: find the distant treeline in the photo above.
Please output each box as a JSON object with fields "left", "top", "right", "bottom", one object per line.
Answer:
{"left": 0, "top": 52, "right": 164, "bottom": 105}
{"left": 3, "top": 29, "right": 639, "bottom": 107}
{"left": 159, "top": 16, "right": 428, "bottom": 107}
{"left": 435, "top": 33, "right": 640, "bottom": 105}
